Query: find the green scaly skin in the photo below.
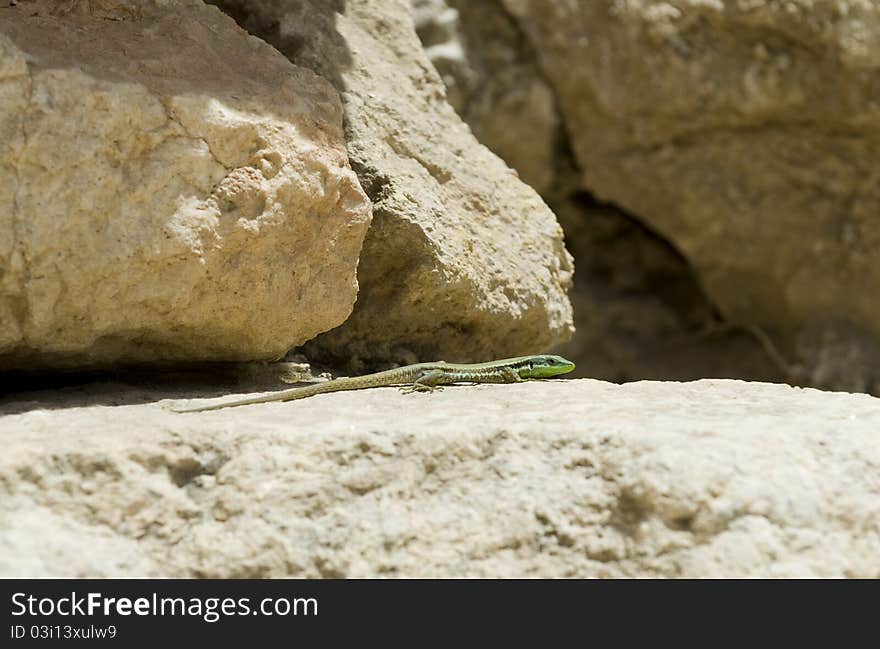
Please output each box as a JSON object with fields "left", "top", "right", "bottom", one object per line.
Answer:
{"left": 173, "top": 354, "right": 575, "bottom": 413}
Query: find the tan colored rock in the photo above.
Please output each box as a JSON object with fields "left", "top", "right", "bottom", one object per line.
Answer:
{"left": 500, "top": 0, "right": 880, "bottom": 392}
{"left": 215, "top": 0, "right": 574, "bottom": 369}
{"left": 0, "top": 0, "right": 371, "bottom": 369}
{"left": 2, "top": 378, "right": 878, "bottom": 577}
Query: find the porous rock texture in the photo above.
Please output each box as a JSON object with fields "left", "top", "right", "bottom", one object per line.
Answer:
{"left": 497, "top": 0, "right": 880, "bottom": 392}
{"left": 1, "top": 378, "right": 878, "bottom": 577}
{"left": 0, "top": 0, "right": 371, "bottom": 369}
{"left": 213, "top": 0, "right": 574, "bottom": 370}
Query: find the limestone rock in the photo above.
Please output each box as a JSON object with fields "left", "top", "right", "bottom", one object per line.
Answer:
{"left": 500, "top": 0, "right": 880, "bottom": 392}
{"left": 0, "top": 0, "right": 371, "bottom": 368}
{"left": 2, "top": 378, "right": 878, "bottom": 577}
{"left": 214, "top": 0, "right": 574, "bottom": 369}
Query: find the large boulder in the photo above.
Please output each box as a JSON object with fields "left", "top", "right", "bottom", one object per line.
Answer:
{"left": 0, "top": 0, "right": 371, "bottom": 368}
{"left": 2, "top": 378, "right": 878, "bottom": 577}
{"left": 500, "top": 0, "right": 880, "bottom": 392}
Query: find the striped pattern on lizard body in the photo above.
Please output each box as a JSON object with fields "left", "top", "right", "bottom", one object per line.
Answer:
{"left": 172, "top": 354, "right": 575, "bottom": 413}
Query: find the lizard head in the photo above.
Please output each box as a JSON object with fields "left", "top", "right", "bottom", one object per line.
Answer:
{"left": 523, "top": 354, "right": 576, "bottom": 379}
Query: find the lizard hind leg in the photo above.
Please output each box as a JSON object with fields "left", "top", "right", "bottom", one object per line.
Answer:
{"left": 399, "top": 369, "right": 447, "bottom": 394}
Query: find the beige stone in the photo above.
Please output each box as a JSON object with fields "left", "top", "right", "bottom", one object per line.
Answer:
{"left": 2, "top": 378, "right": 878, "bottom": 577}
{"left": 501, "top": 0, "right": 880, "bottom": 392}
{"left": 0, "top": 0, "right": 371, "bottom": 368}
{"left": 215, "top": 0, "right": 574, "bottom": 369}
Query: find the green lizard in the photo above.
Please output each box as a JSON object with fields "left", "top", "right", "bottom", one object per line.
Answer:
{"left": 172, "top": 354, "right": 575, "bottom": 413}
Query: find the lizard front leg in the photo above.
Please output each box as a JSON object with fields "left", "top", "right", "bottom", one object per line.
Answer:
{"left": 499, "top": 366, "right": 524, "bottom": 383}
{"left": 399, "top": 369, "right": 447, "bottom": 394}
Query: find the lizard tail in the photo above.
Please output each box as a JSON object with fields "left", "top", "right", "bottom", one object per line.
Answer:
{"left": 171, "top": 380, "right": 336, "bottom": 413}
{"left": 170, "top": 367, "right": 417, "bottom": 413}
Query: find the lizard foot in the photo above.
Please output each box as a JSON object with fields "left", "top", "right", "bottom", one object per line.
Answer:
{"left": 399, "top": 384, "right": 443, "bottom": 394}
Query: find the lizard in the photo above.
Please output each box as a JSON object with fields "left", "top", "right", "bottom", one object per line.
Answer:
{"left": 172, "top": 354, "right": 575, "bottom": 413}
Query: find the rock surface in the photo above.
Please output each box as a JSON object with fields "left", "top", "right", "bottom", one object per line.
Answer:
{"left": 0, "top": 0, "right": 371, "bottom": 368}
{"left": 499, "top": 0, "right": 880, "bottom": 392}
{"left": 2, "top": 377, "right": 878, "bottom": 578}
{"left": 215, "top": 0, "right": 574, "bottom": 369}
